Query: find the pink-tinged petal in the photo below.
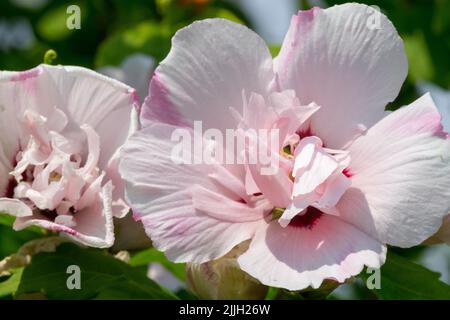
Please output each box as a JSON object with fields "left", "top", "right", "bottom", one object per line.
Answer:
{"left": 76, "top": 125, "right": 100, "bottom": 178}
{"left": 191, "top": 185, "right": 270, "bottom": 222}
{"left": 275, "top": 3, "right": 408, "bottom": 148}
{"left": 119, "top": 123, "right": 267, "bottom": 263}
{"left": 291, "top": 136, "right": 320, "bottom": 174}
{"left": 13, "top": 182, "right": 115, "bottom": 248}
{"left": 1, "top": 66, "right": 136, "bottom": 203}
{"left": 74, "top": 173, "right": 104, "bottom": 211}
{"left": 14, "top": 216, "right": 80, "bottom": 236}
{"left": 247, "top": 152, "right": 292, "bottom": 208}
{"left": 141, "top": 74, "right": 191, "bottom": 128}
{"left": 418, "top": 82, "right": 450, "bottom": 133}
{"left": 316, "top": 173, "right": 351, "bottom": 208}
{"left": 0, "top": 198, "right": 32, "bottom": 217}
{"left": 105, "top": 154, "right": 130, "bottom": 218}
{"left": 241, "top": 92, "right": 277, "bottom": 131}
{"left": 292, "top": 144, "right": 338, "bottom": 196}
{"left": 141, "top": 18, "right": 274, "bottom": 131}
{"left": 70, "top": 182, "right": 115, "bottom": 248}
{"left": 238, "top": 215, "right": 386, "bottom": 291}
{"left": 42, "top": 65, "right": 138, "bottom": 169}
{"left": 338, "top": 93, "right": 450, "bottom": 247}
{"left": 0, "top": 66, "right": 50, "bottom": 167}
{"left": 280, "top": 193, "right": 320, "bottom": 227}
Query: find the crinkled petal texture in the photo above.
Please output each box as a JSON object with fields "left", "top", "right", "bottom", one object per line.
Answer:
{"left": 276, "top": 3, "right": 408, "bottom": 148}
{"left": 120, "top": 123, "right": 270, "bottom": 263}
{"left": 141, "top": 18, "right": 274, "bottom": 130}
{"left": 0, "top": 65, "right": 138, "bottom": 247}
{"left": 338, "top": 94, "right": 450, "bottom": 247}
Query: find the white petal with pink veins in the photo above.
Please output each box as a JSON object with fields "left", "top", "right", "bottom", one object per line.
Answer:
{"left": 338, "top": 93, "right": 450, "bottom": 247}
{"left": 141, "top": 19, "right": 274, "bottom": 131}
{"left": 275, "top": 3, "right": 408, "bottom": 148}
{"left": 238, "top": 215, "right": 386, "bottom": 291}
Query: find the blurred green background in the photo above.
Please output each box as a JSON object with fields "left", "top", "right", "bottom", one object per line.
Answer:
{"left": 1, "top": 0, "right": 450, "bottom": 299}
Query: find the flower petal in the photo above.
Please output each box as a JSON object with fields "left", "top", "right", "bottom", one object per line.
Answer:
{"left": 119, "top": 123, "right": 268, "bottom": 263}
{"left": 238, "top": 215, "right": 386, "bottom": 291}
{"left": 1, "top": 65, "right": 138, "bottom": 171}
{"left": 141, "top": 18, "right": 274, "bottom": 131}
{"left": 43, "top": 65, "right": 138, "bottom": 169}
{"left": 275, "top": 3, "right": 408, "bottom": 148}
{"left": 13, "top": 182, "right": 115, "bottom": 248}
{"left": 338, "top": 93, "right": 450, "bottom": 247}
{"left": 0, "top": 198, "right": 32, "bottom": 217}
{"left": 418, "top": 82, "right": 450, "bottom": 133}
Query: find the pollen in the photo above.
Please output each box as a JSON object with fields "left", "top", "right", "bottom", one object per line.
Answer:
{"left": 49, "top": 171, "right": 62, "bottom": 182}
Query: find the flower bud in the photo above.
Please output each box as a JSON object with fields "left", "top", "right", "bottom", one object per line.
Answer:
{"left": 186, "top": 242, "right": 268, "bottom": 300}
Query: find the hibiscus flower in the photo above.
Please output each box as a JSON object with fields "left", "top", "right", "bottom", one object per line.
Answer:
{"left": 120, "top": 3, "right": 450, "bottom": 290}
{"left": 0, "top": 64, "right": 138, "bottom": 248}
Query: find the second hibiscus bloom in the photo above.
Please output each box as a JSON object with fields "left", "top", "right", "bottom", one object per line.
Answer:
{"left": 0, "top": 65, "right": 138, "bottom": 247}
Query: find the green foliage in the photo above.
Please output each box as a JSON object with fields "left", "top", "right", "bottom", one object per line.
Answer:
{"left": 361, "top": 251, "right": 450, "bottom": 300}
{"left": 0, "top": 213, "right": 14, "bottom": 227}
{"left": 130, "top": 247, "right": 186, "bottom": 281}
{"left": 0, "top": 269, "right": 23, "bottom": 299}
{"left": 13, "top": 243, "right": 177, "bottom": 300}
{"left": 0, "top": 214, "right": 46, "bottom": 260}
{"left": 37, "top": 5, "right": 79, "bottom": 41}
{"left": 95, "top": 21, "right": 171, "bottom": 66}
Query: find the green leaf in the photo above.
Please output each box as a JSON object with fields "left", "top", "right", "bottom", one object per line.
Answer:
{"left": 404, "top": 31, "right": 435, "bottom": 82}
{"left": 0, "top": 213, "right": 47, "bottom": 235}
{"left": 264, "top": 287, "right": 279, "bottom": 300}
{"left": 16, "top": 243, "right": 177, "bottom": 300}
{"left": 0, "top": 213, "right": 14, "bottom": 227}
{"left": 268, "top": 44, "right": 281, "bottom": 58}
{"left": 0, "top": 268, "right": 23, "bottom": 298}
{"left": 130, "top": 248, "right": 186, "bottom": 282}
{"left": 360, "top": 251, "right": 450, "bottom": 300}
{"left": 0, "top": 214, "right": 46, "bottom": 260}
{"left": 95, "top": 21, "right": 171, "bottom": 67}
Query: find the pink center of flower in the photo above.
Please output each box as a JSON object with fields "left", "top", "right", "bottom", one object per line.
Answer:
{"left": 288, "top": 206, "right": 323, "bottom": 229}
{"left": 277, "top": 133, "right": 352, "bottom": 228}
{"left": 235, "top": 90, "right": 352, "bottom": 230}
{"left": 9, "top": 109, "right": 104, "bottom": 228}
